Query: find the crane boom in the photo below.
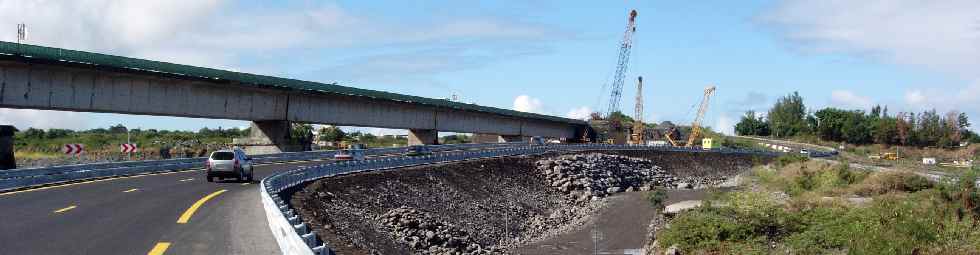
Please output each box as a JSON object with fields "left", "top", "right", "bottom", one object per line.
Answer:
{"left": 685, "top": 85, "right": 716, "bottom": 147}
{"left": 630, "top": 76, "right": 644, "bottom": 144}
{"left": 604, "top": 9, "right": 638, "bottom": 117}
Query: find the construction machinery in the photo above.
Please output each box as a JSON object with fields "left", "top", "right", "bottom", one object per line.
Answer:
{"left": 602, "top": 9, "right": 638, "bottom": 117}
{"left": 664, "top": 132, "right": 679, "bottom": 146}
{"left": 661, "top": 86, "right": 716, "bottom": 147}
{"left": 685, "top": 86, "right": 716, "bottom": 148}
{"left": 630, "top": 76, "right": 644, "bottom": 145}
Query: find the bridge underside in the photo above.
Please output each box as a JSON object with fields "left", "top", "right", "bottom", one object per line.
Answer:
{"left": 0, "top": 61, "right": 586, "bottom": 153}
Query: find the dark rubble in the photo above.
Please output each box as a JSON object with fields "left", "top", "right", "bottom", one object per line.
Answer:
{"left": 291, "top": 150, "right": 766, "bottom": 255}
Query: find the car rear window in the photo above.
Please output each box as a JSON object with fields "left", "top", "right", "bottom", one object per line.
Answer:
{"left": 211, "top": 152, "right": 235, "bottom": 160}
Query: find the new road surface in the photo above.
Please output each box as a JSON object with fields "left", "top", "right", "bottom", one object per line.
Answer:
{"left": 0, "top": 159, "right": 334, "bottom": 255}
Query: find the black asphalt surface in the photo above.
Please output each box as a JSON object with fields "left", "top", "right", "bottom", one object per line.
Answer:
{"left": 0, "top": 159, "right": 333, "bottom": 255}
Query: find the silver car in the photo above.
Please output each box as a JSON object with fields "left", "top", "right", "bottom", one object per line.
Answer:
{"left": 205, "top": 149, "right": 254, "bottom": 182}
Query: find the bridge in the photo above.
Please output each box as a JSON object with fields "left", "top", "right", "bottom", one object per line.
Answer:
{"left": 0, "top": 41, "right": 588, "bottom": 154}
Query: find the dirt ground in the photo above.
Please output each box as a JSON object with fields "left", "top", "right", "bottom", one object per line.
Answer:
{"left": 515, "top": 189, "right": 724, "bottom": 255}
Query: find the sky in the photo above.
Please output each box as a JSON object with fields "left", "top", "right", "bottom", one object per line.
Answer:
{"left": 0, "top": 0, "right": 978, "bottom": 135}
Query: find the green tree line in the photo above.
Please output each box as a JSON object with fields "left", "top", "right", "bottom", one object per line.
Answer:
{"left": 735, "top": 92, "right": 975, "bottom": 147}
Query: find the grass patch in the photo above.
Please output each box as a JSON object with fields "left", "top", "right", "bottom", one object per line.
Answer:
{"left": 658, "top": 161, "right": 980, "bottom": 254}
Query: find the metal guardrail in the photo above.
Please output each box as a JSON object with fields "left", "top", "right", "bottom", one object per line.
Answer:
{"left": 0, "top": 142, "right": 525, "bottom": 192}
{"left": 260, "top": 144, "right": 780, "bottom": 255}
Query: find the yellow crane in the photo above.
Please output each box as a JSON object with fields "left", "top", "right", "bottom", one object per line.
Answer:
{"left": 685, "top": 85, "right": 716, "bottom": 147}
{"left": 630, "top": 76, "right": 644, "bottom": 145}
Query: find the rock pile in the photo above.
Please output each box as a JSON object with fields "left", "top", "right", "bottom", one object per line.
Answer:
{"left": 378, "top": 207, "right": 500, "bottom": 255}
{"left": 536, "top": 153, "right": 715, "bottom": 202}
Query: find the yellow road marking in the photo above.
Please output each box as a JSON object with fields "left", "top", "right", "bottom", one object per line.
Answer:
{"left": 54, "top": 205, "right": 77, "bottom": 213}
{"left": 147, "top": 242, "right": 171, "bottom": 255}
{"left": 179, "top": 178, "right": 194, "bottom": 182}
{"left": 123, "top": 188, "right": 139, "bottom": 193}
{"left": 177, "top": 189, "right": 227, "bottom": 224}
{"left": 0, "top": 168, "right": 201, "bottom": 197}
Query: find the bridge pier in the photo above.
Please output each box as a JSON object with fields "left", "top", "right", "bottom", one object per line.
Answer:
{"left": 500, "top": 135, "right": 526, "bottom": 143}
{"left": 0, "top": 125, "right": 14, "bottom": 170}
{"left": 472, "top": 133, "right": 503, "bottom": 143}
{"left": 408, "top": 129, "right": 438, "bottom": 145}
{"left": 233, "top": 121, "right": 304, "bottom": 155}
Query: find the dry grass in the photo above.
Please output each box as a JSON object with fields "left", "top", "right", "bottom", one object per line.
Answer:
{"left": 13, "top": 151, "right": 62, "bottom": 160}
{"left": 850, "top": 171, "right": 933, "bottom": 196}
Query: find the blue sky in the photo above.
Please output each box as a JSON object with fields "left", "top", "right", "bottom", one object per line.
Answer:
{"left": 0, "top": 0, "right": 977, "bottom": 135}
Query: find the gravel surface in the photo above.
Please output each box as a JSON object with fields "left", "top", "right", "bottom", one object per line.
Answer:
{"left": 291, "top": 150, "right": 768, "bottom": 255}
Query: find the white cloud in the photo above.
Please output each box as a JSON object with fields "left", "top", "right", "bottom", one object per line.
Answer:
{"left": 565, "top": 106, "right": 593, "bottom": 120}
{"left": 0, "top": 1, "right": 563, "bottom": 130}
{"left": 830, "top": 90, "right": 873, "bottom": 110}
{"left": 513, "top": 95, "right": 544, "bottom": 113}
{"left": 0, "top": 1, "right": 559, "bottom": 71}
{"left": 902, "top": 80, "right": 980, "bottom": 112}
{"left": 760, "top": 0, "right": 980, "bottom": 78}
{"left": 761, "top": 1, "right": 980, "bottom": 128}
{"left": 904, "top": 90, "right": 927, "bottom": 107}
{"left": 0, "top": 109, "right": 89, "bottom": 130}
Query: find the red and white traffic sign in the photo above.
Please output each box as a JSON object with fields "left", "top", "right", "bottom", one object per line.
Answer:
{"left": 120, "top": 143, "right": 138, "bottom": 153}
{"left": 63, "top": 144, "right": 85, "bottom": 155}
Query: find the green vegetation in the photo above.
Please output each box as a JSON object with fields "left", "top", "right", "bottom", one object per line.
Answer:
{"left": 736, "top": 91, "right": 976, "bottom": 148}
{"left": 647, "top": 187, "right": 668, "bottom": 210}
{"left": 15, "top": 124, "right": 248, "bottom": 158}
{"left": 656, "top": 160, "right": 980, "bottom": 254}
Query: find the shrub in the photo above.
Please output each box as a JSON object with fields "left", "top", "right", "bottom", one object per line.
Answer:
{"left": 852, "top": 171, "right": 933, "bottom": 196}
{"left": 775, "top": 154, "right": 809, "bottom": 168}
{"left": 647, "top": 187, "right": 668, "bottom": 210}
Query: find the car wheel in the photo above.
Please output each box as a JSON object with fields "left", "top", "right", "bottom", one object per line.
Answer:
{"left": 207, "top": 176, "right": 214, "bottom": 182}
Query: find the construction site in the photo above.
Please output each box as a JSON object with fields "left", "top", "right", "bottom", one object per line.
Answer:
{"left": 583, "top": 10, "right": 717, "bottom": 150}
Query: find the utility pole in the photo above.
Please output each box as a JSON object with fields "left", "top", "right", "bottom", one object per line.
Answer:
{"left": 126, "top": 127, "right": 132, "bottom": 161}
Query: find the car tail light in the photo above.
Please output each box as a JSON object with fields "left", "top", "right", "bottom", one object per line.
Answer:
{"left": 234, "top": 159, "right": 240, "bottom": 169}
{"left": 205, "top": 160, "right": 211, "bottom": 171}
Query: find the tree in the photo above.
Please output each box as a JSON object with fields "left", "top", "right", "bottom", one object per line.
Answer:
{"left": 840, "top": 110, "right": 871, "bottom": 144}
{"left": 918, "top": 110, "right": 942, "bottom": 146}
{"left": 109, "top": 124, "right": 128, "bottom": 134}
{"left": 813, "top": 108, "right": 848, "bottom": 142}
{"left": 734, "top": 111, "right": 770, "bottom": 136}
{"left": 896, "top": 112, "right": 911, "bottom": 145}
{"left": 45, "top": 129, "right": 73, "bottom": 139}
{"left": 945, "top": 111, "right": 963, "bottom": 146}
{"left": 872, "top": 116, "right": 898, "bottom": 145}
{"left": 317, "top": 126, "right": 346, "bottom": 142}
{"left": 767, "top": 92, "right": 807, "bottom": 137}
{"left": 21, "top": 128, "right": 45, "bottom": 139}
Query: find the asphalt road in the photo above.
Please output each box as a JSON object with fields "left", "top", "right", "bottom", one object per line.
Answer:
{"left": 0, "top": 159, "right": 333, "bottom": 255}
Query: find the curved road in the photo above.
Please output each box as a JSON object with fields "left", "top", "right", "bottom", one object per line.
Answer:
{"left": 0, "top": 160, "right": 332, "bottom": 255}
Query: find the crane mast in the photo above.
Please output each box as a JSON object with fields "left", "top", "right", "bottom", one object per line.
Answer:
{"left": 604, "top": 9, "right": 638, "bottom": 117}
{"left": 685, "top": 85, "right": 716, "bottom": 147}
{"left": 630, "top": 76, "right": 644, "bottom": 144}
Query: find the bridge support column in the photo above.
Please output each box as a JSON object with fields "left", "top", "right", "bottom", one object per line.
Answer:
{"left": 472, "top": 133, "right": 503, "bottom": 143}
{"left": 500, "top": 135, "right": 526, "bottom": 143}
{"left": 408, "top": 129, "right": 438, "bottom": 145}
{"left": 233, "top": 121, "right": 303, "bottom": 155}
{"left": 0, "top": 125, "right": 15, "bottom": 170}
